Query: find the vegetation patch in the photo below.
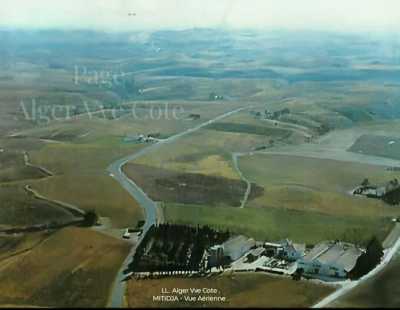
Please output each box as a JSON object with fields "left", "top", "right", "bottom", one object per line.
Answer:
{"left": 163, "top": 203, "right": 392, "bottom": 246}
{"left": 349, "top": 237, "right": 384, "bottom": 279}
{"left": 127, "top": 224, "right": 230, "bottom": 273}
{"left": 123, "top": 163, "right": 264, "bottom": 207}
{"left": 349, "top": 134, "right": 400, "bottom": 160}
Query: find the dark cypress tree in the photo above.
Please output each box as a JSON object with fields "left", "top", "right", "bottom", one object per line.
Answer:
{"left": 361, "top": 178, "right": 370, "bottom": 187}
{"left": 350, "top": 237, "right": 384, "bottom": 279}
{"left": 82, "top": 210, "right": 98, "bottom": 227}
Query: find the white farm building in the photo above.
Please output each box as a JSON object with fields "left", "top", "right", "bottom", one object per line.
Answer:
{"left": 296, "top": 241, "right": 364, "bottom": 279}
{"left": 222, "top": 235, "right": 256, "bottom": 261}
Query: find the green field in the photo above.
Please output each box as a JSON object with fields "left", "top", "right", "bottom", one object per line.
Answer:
{"left": 349, "top": 134, "right": 400, "bottom": 160}
{"left": 132, "top": 116, "right": 400, "bottom": 246}
{"left": 163, "top": 203, "right": 392, "bottom": 246}
{"left": 239, "top": 154, "right": 400, "bottom": 217}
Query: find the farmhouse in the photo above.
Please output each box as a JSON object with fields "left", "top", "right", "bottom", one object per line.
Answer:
{"left": 206, "top": 235, "right": 256, "bottom": 267}
{"left": 122, "top": 134, "right": 151, "bottom": 143}
{"left": 354, "top": 186, "right": 386, "bottom": 198}
{"left": 264, "top": 109, "right": 274, "bottom": 119}
{"left": 264, "top": 239, "right": 305, "bottom": 261}
{"left": 279, "top": 239, "right": 306, "bottom": 261}
{"left": 354, "top": 179, "right": 400, "bottom": 199}
{"left": 221, "top": 235, "right": 256, "bottom": 261}
{"left": 209, "top": 92, "right": 224, "bottom": 101}
{"left": 296, "top": 241, "right": 364, "bottom": 279}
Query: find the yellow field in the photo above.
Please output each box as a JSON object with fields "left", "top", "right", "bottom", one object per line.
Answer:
{"left": 155, "top": 154, "right": 239, "bottom": 180}
{"left": 134, "top": 127, "right": 286, "bottom": 180}
{"left": 0, "top": 227, "right": 130, "bottom": 308}
{"left": 29, "top": 175, "right": 143, "bottom": 228}
{"left": 0, "top": 232, "right": 48, "bottom": 261}
{"left": 126, "top": 273, "right": 334, "bottom": 308}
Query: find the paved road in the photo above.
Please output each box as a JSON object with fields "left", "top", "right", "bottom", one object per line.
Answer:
{"left": 107, "top": 106, "right": 249, "bottom": 308}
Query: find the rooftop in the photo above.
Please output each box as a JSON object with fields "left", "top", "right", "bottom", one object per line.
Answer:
{"left": 303, "top": 241, "right": 363, "bottom": 272}
{"left": 249, "top": 247, "right": 265, "bottom": 257}
{"left": 223, "top": 235, "right": 255, "bottom": 251}
{"left": 279, "top": 239, "right": 306, "bottom": 254}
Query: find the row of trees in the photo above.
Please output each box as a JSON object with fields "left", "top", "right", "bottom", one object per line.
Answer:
{"left": 127, "top": 224, "right": 230, "bottom": 273}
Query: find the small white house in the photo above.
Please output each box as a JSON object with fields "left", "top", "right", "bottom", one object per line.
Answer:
{"left": 279, "top": 239, "right": 306, "bottom": 261}
{"left": 264, "top": 240, "right": 305, "bottom": 261}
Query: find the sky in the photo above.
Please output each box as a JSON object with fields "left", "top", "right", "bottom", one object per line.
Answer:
{"left": 1, "top": 0, "right": 400, "bottom": 33}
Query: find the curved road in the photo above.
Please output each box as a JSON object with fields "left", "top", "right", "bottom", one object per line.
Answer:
{"left": 232, "top": 152, "right": 252, "bottom": 209}
{"left": 107, "top": 106, "right": 249, "bottom": 308}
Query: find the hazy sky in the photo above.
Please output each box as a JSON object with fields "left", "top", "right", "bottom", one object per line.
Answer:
{"left": 1, "top": 0, "right": 400, "bottom": 32}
